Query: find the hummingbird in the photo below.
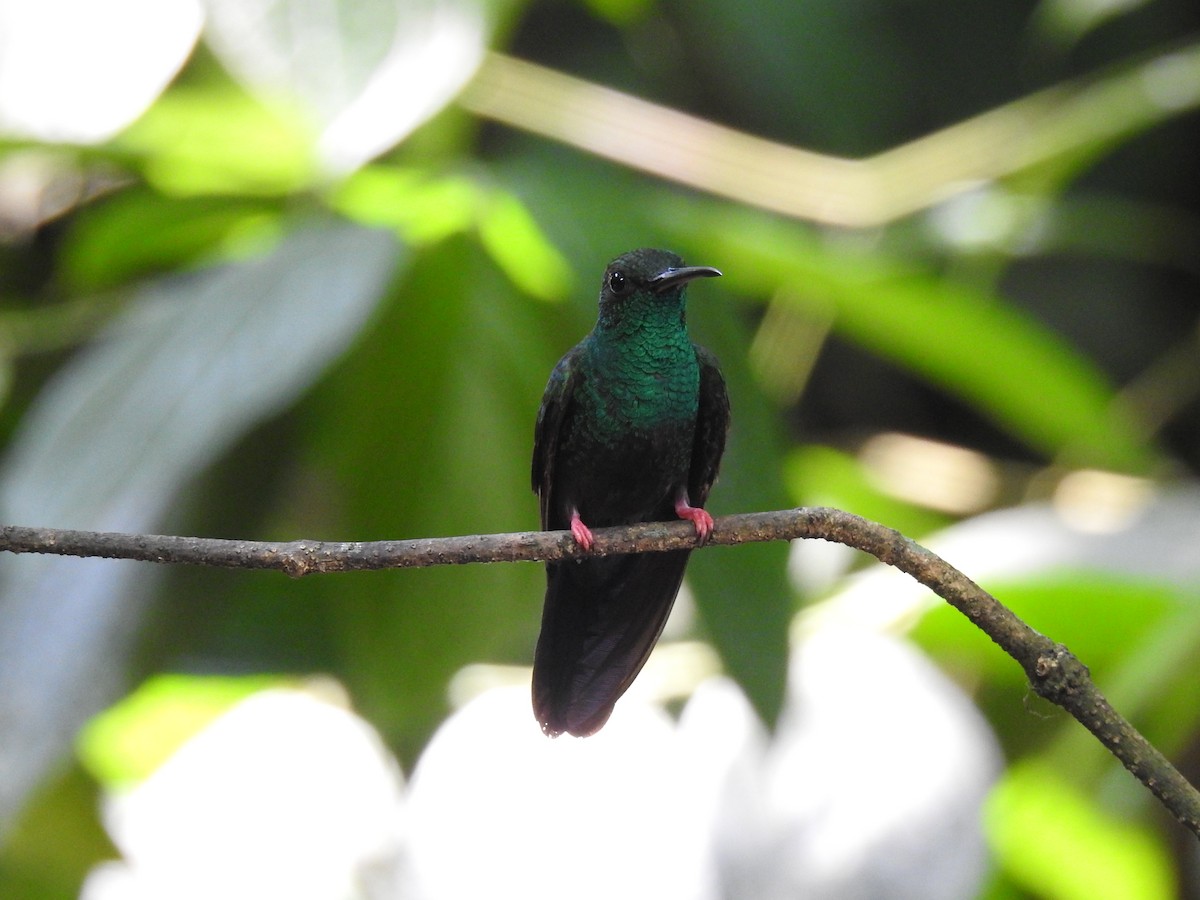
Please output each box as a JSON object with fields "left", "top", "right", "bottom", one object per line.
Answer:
{"left": 531, "top": 248, "right": 729, "bottom": 737}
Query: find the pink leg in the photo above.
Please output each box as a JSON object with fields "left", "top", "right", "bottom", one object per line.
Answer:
{"left": 675, "top": 491, "right": 715, "bottom": 543}
{"left": 569, "top": 508, "right": 595, "bottom": 551}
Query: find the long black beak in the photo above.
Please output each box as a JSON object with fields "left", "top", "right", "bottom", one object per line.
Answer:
{"left": 649, "top": 265, "right": 722, "bottom": 293}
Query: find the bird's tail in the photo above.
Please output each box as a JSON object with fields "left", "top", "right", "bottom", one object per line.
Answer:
{"left": 532, "top": 549, "right": 690, "bottom": 737}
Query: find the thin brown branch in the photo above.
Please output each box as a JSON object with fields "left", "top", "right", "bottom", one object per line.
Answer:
{"left": 1, "top": 508, "right": 1197, "bottom": 837}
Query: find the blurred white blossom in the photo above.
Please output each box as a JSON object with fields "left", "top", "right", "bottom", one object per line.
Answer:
{"left": 0, "top": 0, "right": 202, "bottom": 142}
{"left": 81, "top": 629, "right": 999, "bottom": 900}
{"left": 81, "top": 688, "right": 406, "bottom": 900}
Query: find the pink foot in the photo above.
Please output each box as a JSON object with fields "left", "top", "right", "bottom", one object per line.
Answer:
{"left": 675, "top": 493, "right": 715, "bottom": 544}
{"left": 569, "top": 508, "right": 595, "bottom": 551}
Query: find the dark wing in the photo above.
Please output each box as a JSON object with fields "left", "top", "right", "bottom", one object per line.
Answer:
{"left": 534, "top": 546, "right": 690, "bottom": 737}
{"left": 688, "top": 343, "right": 730, "bottom": 507}
{"left": 531, "top": 346, "right": 581, "bottom": 530}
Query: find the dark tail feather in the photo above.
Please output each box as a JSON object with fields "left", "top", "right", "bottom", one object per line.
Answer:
{"left": 532, "top": 549, "right": 690, "bottom": 737}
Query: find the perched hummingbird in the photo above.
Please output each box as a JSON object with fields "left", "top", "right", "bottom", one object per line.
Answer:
{"left": 531, "top": 248, "right": 730, "bottom": 737}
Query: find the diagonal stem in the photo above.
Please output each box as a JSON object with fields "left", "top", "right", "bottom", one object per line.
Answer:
{"left": 1, "top": 508, "right": 1197, "bottom": 837}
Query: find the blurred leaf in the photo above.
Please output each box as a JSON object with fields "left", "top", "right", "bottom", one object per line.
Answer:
{"left": 579, "top": 0, "right": 652, "bottom": 26}
{"left": 0, "top": 220, "right": 401, "bottom": 830}
{"left": 334, "top": 164, "right": 575, "bottom": 300}
{"left": 1, "top": 221, "right": 399, "bottom": 528}
{"left": 672, "top": 0, "right": 916, "bottom": 155}
{"left": 1031, "top": 0, "right": 1152, "bottom": 50}
{"left": 913, "top": 570, "right": 1183, "bottom": 770}
{"left": 298, "top": 238, "right": 553, "bottom": 759}
{"left": 1106, "top": 596, "right": 1200, "bottom": 755}
{"left": 476, "top": 188, "right": 574, "bottom": 302}
{"left": 78, "top": 673, "right": 286, "bottom": 789}
{"left": 913, "top": 571, "right": 1177, "bottom": 691}
{"left": 987, "top": 762, "right": 1176, "bottom": 900}
{"left": 62, "top": 189, "right": 284, "bottom": 291}
{"left": 0, "top": 764, "right": 114, "bottom": 900}
{"left": 785, "top": 444, "right": 951, "bottom": 542}
{"left": 0, "top": 293, "right": 131, "bottom": 363}
{"left": 116, "top": 85, "right": 316, "bottom": 195}
{"left": 676, "top": 203, "right": 1155, "bottom": 473}
{"left": 686, "top": 292, "right": 792, "bottom": 732}
{"left": 0, "top": 341, "right": 13, "bottom": 411}
{"left": 1045, "top": 591, "right": 1200, "bottom": 784}
{"left": 334, "top": 165, "right": 481, "bottom": 244}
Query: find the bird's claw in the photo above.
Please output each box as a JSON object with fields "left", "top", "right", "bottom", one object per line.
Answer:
{"left": 569, "top": 509, "right": 595, "bottom": 551}
{"left": 674, "top": 495, "right": 715, "bottom": 544}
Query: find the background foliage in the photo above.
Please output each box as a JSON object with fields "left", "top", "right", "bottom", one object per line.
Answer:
{"left": 0, "top": 0, "right": 1198, "bottom": 896}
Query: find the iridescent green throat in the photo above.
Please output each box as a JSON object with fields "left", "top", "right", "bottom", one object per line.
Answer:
{"left": 580, "top": 291, "right": 700, "bottom": 436}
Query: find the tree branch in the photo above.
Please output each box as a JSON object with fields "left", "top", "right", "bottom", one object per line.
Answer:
{"left": 1, "top": 508, "right": 1197, "bottom": 838}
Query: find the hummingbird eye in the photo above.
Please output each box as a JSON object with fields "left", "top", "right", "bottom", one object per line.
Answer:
{"left": 607, "top": 270, "right": 627, "bottom": 294}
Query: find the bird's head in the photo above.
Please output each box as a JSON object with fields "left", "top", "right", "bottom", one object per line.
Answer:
{"left": 596, "top": 248, "right": 721, "bottom": 331}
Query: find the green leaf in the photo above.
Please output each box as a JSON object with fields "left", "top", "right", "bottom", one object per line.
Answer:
{"left": 62, "top": 189, "right": 284, "bottom": 291}
{"left": 0, "top": 220, "right": 401, "bottom": 828}
{"left": 0, "top": 765, "right": 114, "bottom": 900}
{"left": 1044, "top": 586, "right": 1200, "bottom": 784}
{"left": 675, "top": 204, "right": 1155, "bottom": 473}
{"left": 333, "top": 165, "right": 481, "bottom": 244}
{"left": 476, "top": 189, "right": 575, "bottom": 302}
{"left": 579, "top": 0, "right": 654, "bottom": 27}
{"left": 988, "top": 762, "right": 1176, "bottom": 900}
{"left": 913, "top": 571, "right": 1181, "bottom": 760}
{"left": 334, "top": 165, "right": 575, "bottom": 300}
{"left": 297, "top": 238, "right": 555, "bottom": 759}
{"left": 686, "top": 296, "right": 792, "bottom": 731}
{"left": 913, "top": 571, "right": 1177, "bottom": 691}
{"left": 116, "top": 85, "right": 316, "bottom": 195}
